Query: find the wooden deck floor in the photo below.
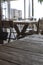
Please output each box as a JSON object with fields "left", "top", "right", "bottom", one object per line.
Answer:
{"left": 0, "top": 35, "right": 43, "bottom": 65}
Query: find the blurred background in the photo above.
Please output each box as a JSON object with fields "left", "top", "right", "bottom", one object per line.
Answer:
{"left": 1, "top": 0, "right": 43, "bottom": 20}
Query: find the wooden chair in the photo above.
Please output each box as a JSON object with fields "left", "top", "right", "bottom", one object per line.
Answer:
{"left": 0, "top": 21, "right": 8, "bottom": 44}
{"left": 0, "top": 21, "right": 2, "bottom": 28}
{"left": 37, "top": 18, "right": 43, "bottom": 34}
{"left": 1, "top": 20, "right": 16, "bottom": 43}
{"left": 8, "top": 20, "right": 16, "bottom": 42}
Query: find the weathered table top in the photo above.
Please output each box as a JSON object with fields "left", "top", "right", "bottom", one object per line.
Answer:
{"left": 0, "top": 35, "right": 43, "bottom": 65}
{"left": 13, "top": 20, "right": 38, "bottom": 24}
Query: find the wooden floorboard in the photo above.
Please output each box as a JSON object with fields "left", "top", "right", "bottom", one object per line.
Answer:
{"left": 0, "top": 59, "right": 16, "bottom": 65}
{"left": 0, "top": 35, "right": 43, "bottom": 65}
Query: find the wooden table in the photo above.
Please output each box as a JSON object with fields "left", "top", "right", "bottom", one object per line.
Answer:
{"left": 13, "top": 20, "right": 38, "bottom": 39}
{"left": 0, "top": 35, "right": 43, "bottom": 65}
{"left": 0, "top": 20, "right": 38, "bottom": 43}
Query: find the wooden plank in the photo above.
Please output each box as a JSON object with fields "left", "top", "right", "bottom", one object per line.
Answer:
{"left": 0, "top": 40, "right": 43, "bottom": 55}
{"left": 0, "top": 60, "right": 16, "bottom": 65}
{"left": 13, "top": 20, "right": 38, "bottom": 24}
{"left": 0, "top": 45, "right": 43, "bottom": 65}
{"left": 0, "top": 35, "right": 43, "bottom": 65}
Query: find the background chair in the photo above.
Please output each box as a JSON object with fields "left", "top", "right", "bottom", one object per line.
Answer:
{"left": 1, "top": 20, "right": 16, "bottom": 43}
{"left": 0, "top": 21, "right": 8, "bottom": 44}
{"left": 8, "top": 20, "right": 16, "bottom": 42}
{"left": 37, "top": 18, "right": 43, "bottom": 34}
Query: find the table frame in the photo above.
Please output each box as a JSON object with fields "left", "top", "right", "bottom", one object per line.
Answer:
{"left": 13, "top": 21, "right": 38, "bottom": 39}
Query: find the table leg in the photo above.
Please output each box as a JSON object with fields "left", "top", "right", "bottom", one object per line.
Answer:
{"left": 21, "top": 24, "right": 28, "bottom": 35}
{"left": 8, "top": 28, "right": 11, "bottom": 43}
{"left": 14, "top": 24, "right": 28, "bottom": 39}
{"left": 17, "top": 24, "right": 29, "bottom": 39}
{"left": 14, "top": 24, "right": 21, "bottom": 39}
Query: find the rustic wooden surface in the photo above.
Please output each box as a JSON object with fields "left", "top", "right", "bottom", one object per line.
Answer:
{"left": 0, "top": 35, "right": 43, "bottom": 65}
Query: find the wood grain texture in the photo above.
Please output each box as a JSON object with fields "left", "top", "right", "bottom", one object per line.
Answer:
{"left": 0, "top": 35, "right": 43, "bottom": 65}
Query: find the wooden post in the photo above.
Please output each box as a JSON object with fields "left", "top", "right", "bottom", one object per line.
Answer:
{"left": 28, "top": 0, "right": 30, "bottom": 17}
{"left": 32, "top": 0, "right": 34, "bottom": 17}
{"left": 37, "top": 19, "right": 40, "bottom": 34}
{"left": 0, "top": 0, "right": 3, "bottom": 44}
{"left": 24, "top": 0, "right": 26, "bottom": 19}
{"left": 0, "top": 0, "right": 2, "bottom": 21}
{"left": 7, "top": 0, "right": 10, "bottom": 20}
